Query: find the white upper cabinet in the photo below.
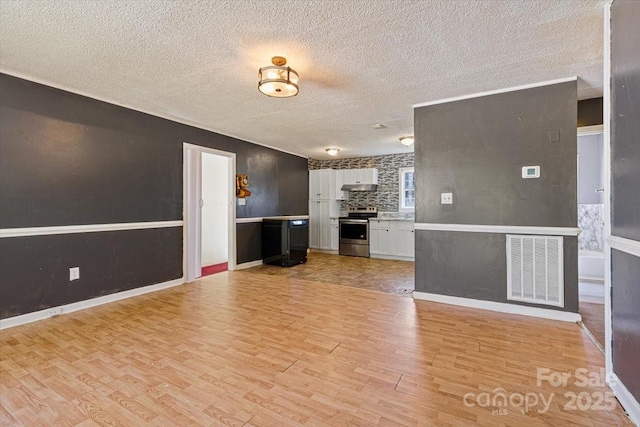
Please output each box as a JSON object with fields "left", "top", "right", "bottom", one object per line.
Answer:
{"left": 343, "top": 168, "right": 378, "bottom": 185}
{"left": 334, "top": 170, "right": 349, "bottom": 200}
{"left": 309, "top": 169, "right": 335, "bottom": 200}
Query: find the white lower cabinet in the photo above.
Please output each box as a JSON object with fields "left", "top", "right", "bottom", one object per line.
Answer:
{"left": 394, "top": 221, "right": 415, "bottom": 258}
{"left": 330, "top": 218, "right": 339, "bottom": 250}
{"left": 369, "top": 220, "right": 391, "bottom": 255}
{"left": 369, "top": 220, "right": 414, "bottom": 260}
{"left": 309, "top": 200, "right": 339, "bottom": 250}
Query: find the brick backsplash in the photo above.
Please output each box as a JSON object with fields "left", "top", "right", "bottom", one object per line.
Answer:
{"left": 308, "top": 153, "right": 414, "bottom": 212}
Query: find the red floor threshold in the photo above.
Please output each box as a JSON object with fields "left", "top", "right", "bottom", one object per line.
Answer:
{"left": 201, "top": 262, "right": 228, "bottom": 277}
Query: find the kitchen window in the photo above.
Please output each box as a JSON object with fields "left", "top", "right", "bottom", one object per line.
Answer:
{"left": 399, "top": 167, "right": 415, "bottom": 211}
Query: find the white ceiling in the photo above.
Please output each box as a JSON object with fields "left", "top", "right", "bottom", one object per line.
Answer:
{"left": 0, "top": 0, "right": 604, "bottom": 159}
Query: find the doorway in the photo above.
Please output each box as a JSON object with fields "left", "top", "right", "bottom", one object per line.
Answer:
{"left": 577, "top": 126, "right": 605, "bottom": 350}
{"left": 183, "top": 143, "right": 236, "bottom": 282}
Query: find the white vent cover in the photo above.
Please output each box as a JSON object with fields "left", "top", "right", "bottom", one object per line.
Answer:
{"left": 507, "top": 235, "right": 564, "bottom": 307}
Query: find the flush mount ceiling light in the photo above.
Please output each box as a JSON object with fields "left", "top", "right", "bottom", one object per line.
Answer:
{"left": 325, "top": 148, "right": 339, "bottom": 156}
{"left": 399, "top": 136, "right": 415, "bottom": 146}
{"left": 258, "top": 56, "right": 299, "bottom": 98}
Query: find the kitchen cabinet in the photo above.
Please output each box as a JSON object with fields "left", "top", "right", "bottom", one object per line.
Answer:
{"left": 309, "top": 200, "right": 329, "bottom": 249}
{"left": 369, "top": 220, "right": 391, "bottom": 255}
{"left": 394, "top": 221, "right": 415, "bottom": 258}
{"left": 308, "top": 200, "right": 339, "bottom": 250}
{"left": 309, "top": 169, "right": 335, "bottom": 200}
{"left": 369, "top": 220, "right": 414, "bottom": 260}
{"left": 343, "top": 168, "right": 378, "bottom": 185}
{"left": 309, "top": 169, "right": 341, "bottom": 250}
{"left": 330, "top": 218, "right": 339, "bottom": 250}
{"left": 334, "top": 170, "right": 349, "bottom": 200}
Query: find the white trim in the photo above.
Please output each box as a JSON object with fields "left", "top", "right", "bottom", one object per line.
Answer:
{"left": 577, "top": 124, "right": 605, "bottom": 136}
{"left": 0, "top": 220, "right": 182, "bottom": 238}
{"left": 0, "top": 69, "right": 307, "bottom": 160}
{"left": 412, "top": 77, "right": 577, "bottom": 109}
{"left": 183, "top": 143, "right": 237, "bottom": 281}
{"left": 309, "top": 249, "right": 339, "bottom": 255}
{"left": 0, "top": 277, "right": 184, "bottom": 330}
{"left": 236, "top": 217, "right": 264, "bottom": 224}
{"left": 603, "top": 0, "right": 614, "bottom": 377}
{"left": 579, "top": 275, "right": 605, "bottom": 284}
{"left": 371, "top": 254, "right": 414, "bottom": 262}
{"left": 608, "top": 373, "right": 640, "bottom": 426}
{"left": 414, "top": 223, "right": 580, "bottom": 236}
{"left": 234, "top": 260, "right": 263, "bottom": 270}
{"left": 607, "top": 235, "right": 640, "bottom": 258}
{"left": 413, "top": 292, "right": 581, "bottom": 322}
{"left": 398, "top": 167, "right": 416, "bottom": 212}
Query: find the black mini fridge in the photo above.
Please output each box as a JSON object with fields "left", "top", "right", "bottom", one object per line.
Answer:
{"left": 262, "top": 218, "right": 308, "bottom": 267}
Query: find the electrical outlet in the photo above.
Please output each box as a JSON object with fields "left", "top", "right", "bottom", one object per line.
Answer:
{"left": 441, "top": 192, "right": 453, "bottom": 205}
{"left": 48, "top": 307, "right": 62, "bottom": 317}
{"left": 69, "top": 267, "right": 80, "bottom": 281}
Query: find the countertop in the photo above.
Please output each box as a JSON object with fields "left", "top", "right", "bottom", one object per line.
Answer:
{"left": 263, "top": 215, "right": 310, "bottom": 220}
{"left": 330, "top": 216, "right": 415, "bottom": 222}
{"left": 370, "top": 218, "right": 415, "bottom": 222}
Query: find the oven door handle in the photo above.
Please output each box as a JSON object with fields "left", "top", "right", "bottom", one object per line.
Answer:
{"left": 339, "top": 219, "right": 369, "bottom": 224}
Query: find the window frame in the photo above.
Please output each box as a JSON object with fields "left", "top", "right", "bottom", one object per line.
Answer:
{"left": 399, "top": 167, "right": 415, "bottom": 212}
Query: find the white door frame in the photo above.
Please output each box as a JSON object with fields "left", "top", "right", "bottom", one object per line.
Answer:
{"left": 602, "top": 0, "right": 613, "bottom": 377}
{"left": 183, "top": 142, "right": 236, "bottom": 282}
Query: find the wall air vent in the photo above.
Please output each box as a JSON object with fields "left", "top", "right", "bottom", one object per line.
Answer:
{"left": 507, "top": 235, "right": 564, "bottom": 307}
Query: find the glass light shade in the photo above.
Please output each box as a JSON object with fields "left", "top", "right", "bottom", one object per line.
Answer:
{"left": 325, "top": 148, "right": 339, "bottom": 156}
{"left": 258, "top": 65, "right": 299, "bottom": 97}
{"left": 400, "top": 136, "right": 414, "bottom": 146}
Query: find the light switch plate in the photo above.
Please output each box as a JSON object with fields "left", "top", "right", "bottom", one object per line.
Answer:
{"left": 441, "top": 193, "right": 453, "bottom": 204}
{"left": 69, "top": 267, "right": 80, "bottom": 281}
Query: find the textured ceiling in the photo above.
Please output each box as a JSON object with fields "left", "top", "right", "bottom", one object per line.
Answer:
{"left": 0, "top": 0, "right": 604, "bottom": 159}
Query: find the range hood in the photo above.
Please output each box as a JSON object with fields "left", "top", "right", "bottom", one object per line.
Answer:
{"left": 340, "top": 183, "right": 378, "bottom": 191}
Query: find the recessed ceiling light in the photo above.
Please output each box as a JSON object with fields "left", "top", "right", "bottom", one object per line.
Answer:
{"left": 325, "top": 148, "right": 339, "bottom": 156}
{"left": 399, "top": 136, "right": 414, "bottom": 146}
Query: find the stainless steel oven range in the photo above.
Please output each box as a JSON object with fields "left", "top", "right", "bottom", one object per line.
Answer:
{"left": 339, "top": 207, "right": 377, "bottom": 257}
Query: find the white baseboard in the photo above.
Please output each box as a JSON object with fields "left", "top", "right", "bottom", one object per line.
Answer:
{"left": 0, "top": 277, "right": 185, "bottom": 330}
{"left": 310, "top": 249, "right": 339, "bottom": 255}
{"left": 413, "top": 292, "right": 581, "bottom": 322}
{"left": 608, "top": 373, "right": 640, "bottom": 426}
{"left": 234, "top": 260, "right": 263, "bottom": 270}
{"left": 579, "top": 275, "right": 605, "bottom": 284}
{"left": 371, "top": 254, "right": 414, "bottom": 262}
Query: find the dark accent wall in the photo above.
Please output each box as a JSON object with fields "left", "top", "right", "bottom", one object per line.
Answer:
{"left": 0, "top": 228, "right": 182, "bottom": 319}
{"left": 236, "top": 223, "right": 263, "bottom": 265}
{"left": 577, "top": 97, "right": 603, "bottom": 127}
{"left": 610, "top": 0, "right": 640, "bottom": 402}
{"left": 414, "top": 80, "right": 578, "bottom": 312}
{"left": 0, "top": 73, "right": 308, "bottom": 319}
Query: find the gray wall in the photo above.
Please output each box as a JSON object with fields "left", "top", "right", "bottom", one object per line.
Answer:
{"left": 309, "top": 153, "right": 414, "bottom": 212}
{"left": 0, "top": 73, "right": 308, "bottom": 319}
{"left": 414, "top": 80, "right": 578, "bottom": 312}
{"left": 578, "top": 133, "right": 604, "bottom": 204}
{"left": 610, "top": 0, "right": 640, "bottom": 402}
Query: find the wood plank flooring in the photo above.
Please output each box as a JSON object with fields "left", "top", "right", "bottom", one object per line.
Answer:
{"left": 580, "top": 302, "right": 605, "bottom": 349}
{"left": 245, "top": 252, "right": 415, "bottom": 296}
{"left": 0, "top": 271, "right": 631, "bottom": 426}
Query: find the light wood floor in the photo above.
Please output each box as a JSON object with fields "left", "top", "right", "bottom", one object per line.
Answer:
{"left": 245, "top": 252, "right": 415, "bottom": 296}
{"left": 580, "top": 302, "right": 605, "bottom": 349}
{"left": 0, "top": 272, "right": 630, "bottom": 426}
